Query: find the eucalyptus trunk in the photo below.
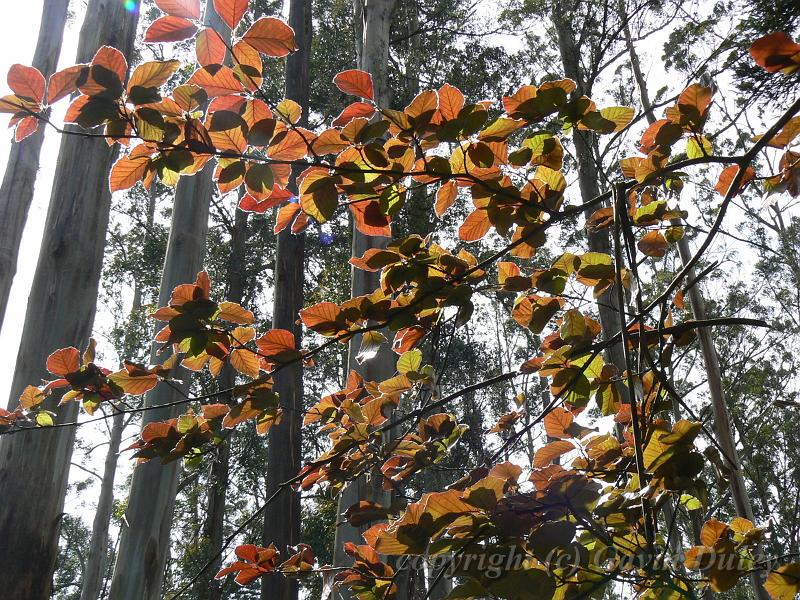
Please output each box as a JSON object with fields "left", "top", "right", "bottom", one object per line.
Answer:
{"left": 332, "top": 0, "right": 397, "bottom": 577}
{"left": 198, "top": 205, "right": 248, "bottom": 600}
{"left": 0, "top": 2, "right": 140, "bottom": 598}
{"left": 0, "top": 0, "right": 70, "bottom": 327}
{"left": 260, "top": 2, "right": 311, "bottom": 600}
{"left": 109, "top": 5, "right": 230, "bottom": 597}
{"left": 551, "top": 3, "right": 626, "bottom": 374}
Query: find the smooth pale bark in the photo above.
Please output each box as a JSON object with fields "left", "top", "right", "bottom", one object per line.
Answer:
{"left": 551, "top": 4, "right": 626, "bottom": 374}
{"left": 80, "top": 411, "right": 124, "bottom": 600}
{"left": 0, "top": 2, "right": 140, "bottom": 598}
{"left": 81, "top": 184, "right": 159, "bottom": 600}
{"left": 197, "top": 206, "right": 247, "bottom": 600}
{"left": 0, "top": 0, "right": 70, "bottom": 327}
{"left": 109, "top": 9, "right": 230, "bottom": 599}
{"left": 260, "top": 3, "right": 310, "bottom": 600}
{"left": 332, "top": 0, "right": 397, "bottom": 578}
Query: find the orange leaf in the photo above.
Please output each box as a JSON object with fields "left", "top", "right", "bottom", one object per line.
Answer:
{"left": 213, "top": 0, "right": 249, "bottom": 31}
{"left": 218, "top": 301, "right": 254, "bottom": 324}
{"left": 14, "top": 117, "right": 39, "bottom": 142}
{"left": 332, "top": 101, "right": 376, "bottom": 127}
{"left": 437, "top": 83, "right": 464, "bottom": 121}
{"left": 543, "top": 407, "right": 574, "bottom": 439}
{"left": 434, "top": 180, "right": 457, "bottom": 218}
{"left": 196, "top": 28, "right": 227, "bottom": 66}
{"left": 637, "top": 231, "right": 669, "bottom": 258}
{"left": 186, "top": 65, "right": 245, "bottom": 97}
{"left": 458, "top": 209, "right": 491, "bottom": 241}
{"left": 533, "top": 440, "right": 574, "bottom": 467}
{"left": 333, "top": 69, "right": 374, "bottom": 100}
{"left": 350, "top": 200, "right": 391, "bottom": 237}
{"left": 7, "top": 64, "right": 45, "bottom": 104}
{"left": 714, "top": 165, "right": 755, "bottom": 197}
{"left": 46, "top": 347, "right": 81, "bottom": 376}
{"left": 230, "top": 348, "right": 260, "bottom": 378}
{"left": 155, "top": 0, "right": 201, "bottom": 18}
{"left": 145, "top": 16, "right": 198, "bottom": 43}
{"left": 47, "top": 65, "right": 85, "bottom": 104}
{"left": 110, "top": 155, "right": 150, "bottom": 192}
{"left": 242, "top": 17, "right": 297, "bottom": 57}
{"left": 128, "top": 60, "right": 181, "bottom": 93}
{"left": 299, "top": 302, "right": 342, "bottom": 336}
{"left": 750, "top": 32, "right": 800, "bottom": 74}
{"left": 274, "top": 201, "right": 301, "bottom": 233}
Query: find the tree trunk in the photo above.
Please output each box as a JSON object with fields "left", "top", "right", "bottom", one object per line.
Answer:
{"left": 332, "top": 0, "right": 397, "bottom": 578}
{"left": 551, "top": 4, "right": 626, "bottom": 374}
{"left": 80, "top": 411, "right": 124, "bottom": 600}
{"left": 0, "top": 2, "right": 140, "bottom": 598}
{"left": 0, "top": 0, "right": 70, "bottom": 327}
{"left": 197, "top": 202, "right": 248, "bottom": 600}
{"left": 260, "top": 3, "right": 311, "bottom": 600}
{"left": 109, "top": 8, "right": 230, "bottom": 598}
{"left": 82, "top": 182, "right": 160, "bottom": 600}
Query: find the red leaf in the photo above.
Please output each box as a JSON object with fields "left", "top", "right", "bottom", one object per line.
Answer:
{"left": 333, "top": 69, "right": 374, "bottom": 100}
{"left": 7, "top": 64, "right": 45, "bottom": 104}
{"left": 47, "top": 347, "right": 81, "bottom": 376}
{"left": 196, "top": 28, "right": 227, "bottom": 66}
{"left": 154, "top": 0, "right": 201, "bottom": 19}
{"left": 242, "top": 17, "right": 297, "bottom": 57}
{"left": 14, "top": 117, "right": 39, "bottom": 142}
{"left": 213, "top": 0, "right": 249, "bottom": 31}
{"left": 332, "top": 101, "right": 375, "bottom": 127}
{"left": 145, "top": 16, "right": 199, "bottom": 43}
{"left": 750, "top": 32, "right": 800, "bottom": 74}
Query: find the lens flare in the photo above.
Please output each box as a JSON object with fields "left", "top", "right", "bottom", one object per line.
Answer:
{"left": 123, "top": 0, "right": 137, "bottom": 12}
{"left": 320, "top": 232, "right": 334, "bottom": 246}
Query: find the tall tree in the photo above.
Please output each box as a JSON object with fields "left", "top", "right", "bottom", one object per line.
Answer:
{"left": 0, "top": 0, "right": 71, "bottom": 326}
{"left": 80, "top": 183, "right": 161, "bottom": 600}
{"left": 108, "top": 4, "right": 230, "bottom": 597}
{"left": 260, "top": 0, "right": 311, "bottom": 599}
{"left": 332, "top": 0, "right": 398, "bottom": 573}
{"left": 0, "top": 1, "right": 140, "bottom": 598}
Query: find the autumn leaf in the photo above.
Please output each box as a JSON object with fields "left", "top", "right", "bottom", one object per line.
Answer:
{"left": 637, "top": 231, "right": 669, "bottom": 258}
{"left": 196, "top": 28, "right": 227, "bottom": 66}
{"left": 155, "top": 0, "right": 201, "bottom": 19}
{"left": 750, "top": 32, "right": 800, "bottom": 74}
{"left": 213, "top": 0, "right": 249, "bottom": 31}
{"left": 145, "top": 16, "right": 199, "bottom": 43}
{"left": 333, "top": 69, "right": 374, "bottom": 100}
{"left": 46, "top": 347, "right": 81, "bottom": 376}
{"left": 242, "top": 17, "right": 297, "bottom": 57}
{"left": 714, "top": 165, "right": 755, "bottom": 197}
{"left": 7, "top": 64, "right": 45, "bottom": 104}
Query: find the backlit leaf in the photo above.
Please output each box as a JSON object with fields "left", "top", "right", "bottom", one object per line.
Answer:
{"left": 333, "top": 69, "right": 374, "bottom": 100}
{"left": 145, "top": 16, "right": 198, "bottom": 43}
{"left": 242, "top": 17, "right": 297, "bottom": 57}
{"left": 155, "top": 0, "right": 201, "bottom": 19}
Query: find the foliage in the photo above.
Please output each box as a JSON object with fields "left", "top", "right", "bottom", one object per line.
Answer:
{"left": 2, "top": 1, "right": 800, "bottom": 599}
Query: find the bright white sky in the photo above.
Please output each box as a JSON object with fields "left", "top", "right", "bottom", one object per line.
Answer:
{"left": 0, "top": 0, "right": 85, "bottom": 402}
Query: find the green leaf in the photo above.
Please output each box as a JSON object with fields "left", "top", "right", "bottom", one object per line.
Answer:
{"left": 397, "top": 349, "right": 423, "bottom": 374}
